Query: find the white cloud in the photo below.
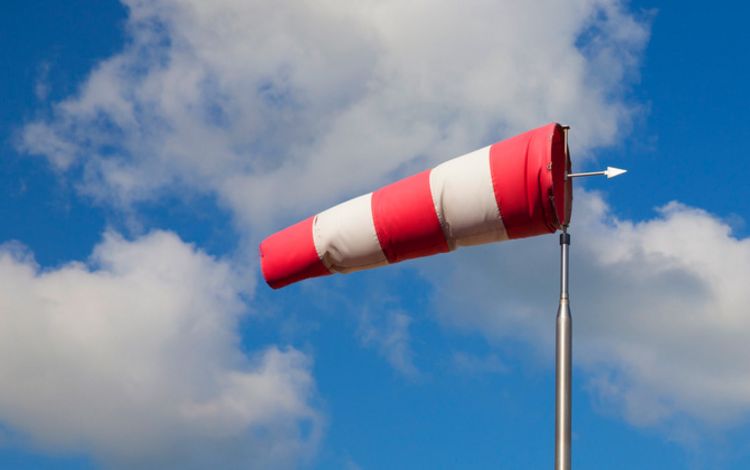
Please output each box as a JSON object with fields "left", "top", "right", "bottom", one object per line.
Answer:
{"left": 422, "top": 190, "right": 750, "bottom": 430}
{"left": 0, "top": 232, "right": 320, "bottom": 469}
{"left": 18, "top": 0, "right": 649, "bottom": 232}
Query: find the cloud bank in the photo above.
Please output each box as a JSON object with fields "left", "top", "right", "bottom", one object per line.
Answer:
{"left": 425, "top": 191, "right": 750, "bottom": 429}
{"left": 0, "top": 232, "right": 320, "bottom": 469}
{"left": 20, "top": 0, "right": 649, "bottom": 232}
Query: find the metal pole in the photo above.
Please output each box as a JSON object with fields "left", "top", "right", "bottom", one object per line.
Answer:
{"left": 555, "top": 228, "right": 572, "bottom": 470}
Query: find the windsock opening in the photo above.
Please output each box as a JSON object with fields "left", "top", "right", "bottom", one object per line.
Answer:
{"left": 489, "top": 122, "right": 572, "bottom": 238}
{"left": 259, "top": 122, "right": 573, "bottom": 289}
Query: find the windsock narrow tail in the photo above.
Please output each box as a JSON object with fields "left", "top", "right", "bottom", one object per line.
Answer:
{"left": 260, "top": 122, "right": 571, "bottom": 289}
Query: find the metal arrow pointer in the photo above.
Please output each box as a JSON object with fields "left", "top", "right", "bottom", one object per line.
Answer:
{"left": 567, "top": 166, "right": 627, "bottom": 179}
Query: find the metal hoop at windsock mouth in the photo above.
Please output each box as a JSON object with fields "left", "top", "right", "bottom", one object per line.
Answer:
{"left": 259, "top": 122, "right": 572, "bottom": 289}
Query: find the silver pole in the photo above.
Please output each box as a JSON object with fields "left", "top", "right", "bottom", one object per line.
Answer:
{"left": 555, "top": 228, "right": 572, "bottom": 470}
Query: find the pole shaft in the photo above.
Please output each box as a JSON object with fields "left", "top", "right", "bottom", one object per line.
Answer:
{"left": 555, "top": 231, "right": 572, "bottom": 470}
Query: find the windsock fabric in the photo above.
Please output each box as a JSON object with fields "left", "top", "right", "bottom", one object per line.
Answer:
{"left": 260, "top": 122, "right": 571, "bottom": 289}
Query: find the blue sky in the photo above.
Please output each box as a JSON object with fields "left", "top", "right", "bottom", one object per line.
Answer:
{"left": 1, "top": 1, "right": 749, "bottom": 469}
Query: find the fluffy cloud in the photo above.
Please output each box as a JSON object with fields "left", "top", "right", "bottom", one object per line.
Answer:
{"left": 423, "top": 190, "right": 750, "bottom": 429}
{"left": 19, "top": 0, "right": 649, "bottom": 232}
{"left": 0, "top": 232, "right": 320, "bottom": 469}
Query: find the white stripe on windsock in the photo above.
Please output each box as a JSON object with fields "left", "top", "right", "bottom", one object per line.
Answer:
{"left": 430, "top": 146, "right": 508, "bottom": 249}
{"left": 312, "top": 193, "right": 387, "bottom": 273}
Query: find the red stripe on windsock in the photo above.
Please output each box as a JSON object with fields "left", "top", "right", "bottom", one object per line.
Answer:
{"left": 371, "top": 170, "right": 449, "bottom": 263}
{"left": 489, "top": 123, "right": 565, "bottom": 239}
{"left": 259, "top": 216, "right": 331, "bottom": 289}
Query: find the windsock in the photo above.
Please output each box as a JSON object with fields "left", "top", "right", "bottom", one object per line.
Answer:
{"left": 260, "top": 122, "right": 572, "bottom": 289}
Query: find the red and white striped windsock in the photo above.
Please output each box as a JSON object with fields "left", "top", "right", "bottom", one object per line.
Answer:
{"left": 260, "top": 122, "right": 572, "bottom": 289}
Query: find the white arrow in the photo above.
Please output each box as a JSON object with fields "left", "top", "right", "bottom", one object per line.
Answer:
{"left": 567, "top": 166, "right": 627, "bottom": 180}
{"left": 604, "top": 166, "right": 627, "bottom": 179}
